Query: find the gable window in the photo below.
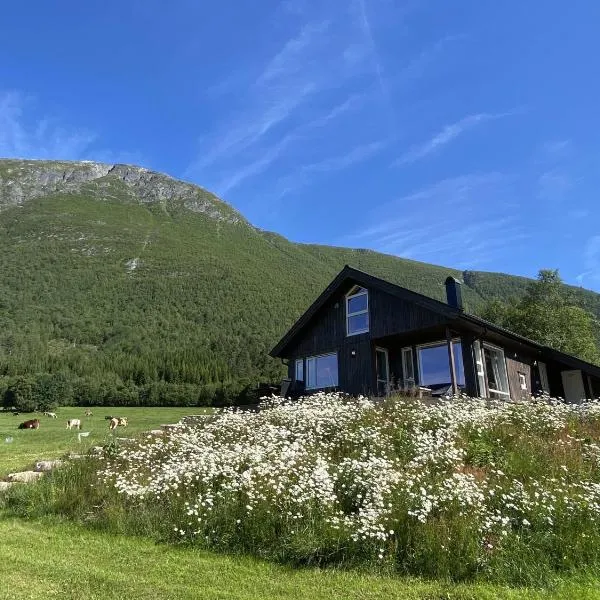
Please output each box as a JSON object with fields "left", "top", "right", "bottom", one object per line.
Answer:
{"left": 346, "top": 286, "right": 369, "bottom": 336}
{"left": 306, "top": 353, "right": 338, "bottom": 389}
{"left": 483, "top": 344, "right": 510, "bottom": 399}
{"left": 417, "top": 341, "right": 465, "bottom": 389}
{"left": 295, "top": 359, "right": 304, "bottom": 382}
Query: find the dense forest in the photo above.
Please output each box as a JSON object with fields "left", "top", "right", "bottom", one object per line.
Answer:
{"left": 1, "top": 159, "right": 599, "bottom": 409}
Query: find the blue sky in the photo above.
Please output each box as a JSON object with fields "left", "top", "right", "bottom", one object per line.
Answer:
{"left": 2, "top": 1, "right": 600, "bottom": 291}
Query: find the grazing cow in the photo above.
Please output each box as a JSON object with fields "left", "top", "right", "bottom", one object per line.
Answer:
{"left": 109, "top": 417, "right": 128, "bottom": 430}
{"left": 66, "top": 419, "right": 81, "bottom": 430}
{"left": 18, "top": 419, "right": 40, "bottom": 430}
{"left": 85, "top": 409, "right": 93, "bottom": 417}
{"left": 44, "top": 411, "right": 57, "bottom": 418}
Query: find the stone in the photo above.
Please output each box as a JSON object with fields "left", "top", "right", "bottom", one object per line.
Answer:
{"left": 7, "top": 471, "right": 44, "bottom": 483}
{"left": 35, "top": 460, "right": 63, "bottom": 472}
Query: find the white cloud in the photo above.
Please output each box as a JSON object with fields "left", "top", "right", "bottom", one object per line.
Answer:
{"left": 342, "top": 172, "right": 525, "bottom": 268}
{"left": 0, "top": 90, "right": 142, "bottom": 167}
{"left": 537, "top": 169, "right": 572, "bottom": 202}
{"left": 395, "top": 112, "right": 512, "bottom": 166}
{"left": 302, "top": 140, "right": 385, "bottom": 173}
{"left": 0, "top": 91, "right": 96, "bottom": 160}
{"left": 576, "top": 236, "right": 600, "bottom": 288}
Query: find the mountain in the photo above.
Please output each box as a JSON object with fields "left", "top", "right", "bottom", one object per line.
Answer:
{"left": 1, "top": 159, "right": 599, "bottom": 405}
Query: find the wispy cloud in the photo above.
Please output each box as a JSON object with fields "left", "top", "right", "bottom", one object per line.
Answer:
{"left": 0, "top": 90, "right": 142, "bottom": 166}
{"left": 257, "top": 20, "right": 330, "bottom": 86}
{"left": 395, "top": 112, "right": 513, "bottom": 166}
{"left": 395, "top": 35, "right": 465, "bottom": 85}
{"left": 355, "top": 0, "right": 390, "bottom": 112}
{"left": 537, "top": 169, "right": 573, "bottom": 202}
{"left": 0, "top": 91, "right": 97, "bottom": 160}
{"left": 185, "top": 5, "right": 396, "bottom": 199}
{"left": 342, "top": 172, "right": 525, "bottom": 268}
{"left": 576, "top": 236, "right": 600, "bottom": 288}
{"left": 302, "top": 140, "right": 385, "bottom": 173}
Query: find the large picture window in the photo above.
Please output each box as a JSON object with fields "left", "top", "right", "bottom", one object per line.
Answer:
{"left": 483, "top": 344, "right": 510, "bottom": 398}
{"left": 346, "top": 286, "right": 369, "bottom": 336}
{"left": 306, "top": 353, "right": 338, "bottom": 389}
{"left": 417, "top": 341, "right": 465, "bottom": 388}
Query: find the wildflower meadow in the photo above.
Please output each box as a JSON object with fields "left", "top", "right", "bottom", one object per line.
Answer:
{"left": 9, "top": 393, "right": 600, "bottom": 584}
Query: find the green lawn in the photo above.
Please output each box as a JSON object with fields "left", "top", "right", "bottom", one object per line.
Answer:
{"left": 0, "top": 407, "right": 213, "bottom": 476}
{"left": 0, "top": 516, "right": 599, "bottom": 600}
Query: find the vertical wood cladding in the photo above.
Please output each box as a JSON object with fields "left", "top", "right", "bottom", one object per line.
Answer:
{"left": 369, "top": 290, "right": 448, "bottom": 337}
{"left": 506, "top": 356, "right": 532, "bottom": 401}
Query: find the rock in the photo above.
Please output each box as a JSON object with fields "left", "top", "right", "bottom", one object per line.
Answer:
{"left": 7, "top": 471, "right": 44, "bottom": 483}
{"left": 149, "top": 429, "right": 164, "bottom": 436}
{"left": 89, "top": 446, "right": 104, "bottom": 455}
{"left": 35, "top": 460, "right": 63, "bottom": 472}
{"left": 0, "top": 159, "right": 246, "bottom": 224}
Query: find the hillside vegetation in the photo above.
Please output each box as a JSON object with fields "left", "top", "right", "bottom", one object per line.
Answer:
{"left": 1, "top": 159, "right": 599, "bottom": 405}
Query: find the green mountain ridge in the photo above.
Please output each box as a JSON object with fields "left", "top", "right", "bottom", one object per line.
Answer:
{"left": 1, "top": 158, "right": 598, "bottom": 403}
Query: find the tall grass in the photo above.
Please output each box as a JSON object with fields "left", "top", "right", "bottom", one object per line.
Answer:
{"left": 6, "top": 393, "right": 600, "bottom": 585}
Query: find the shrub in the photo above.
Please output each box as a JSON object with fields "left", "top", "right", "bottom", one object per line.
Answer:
{"left": 3, "top": 375, "right": 37, "bottom": 411}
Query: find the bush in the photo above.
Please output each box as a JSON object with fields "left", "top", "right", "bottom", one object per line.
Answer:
{"left": 3, "top": 375, "right": 37, "bottom": 411}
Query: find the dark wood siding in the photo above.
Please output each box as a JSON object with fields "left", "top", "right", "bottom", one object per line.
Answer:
{"left": 506, "top": 356, "right": 532, "bottom": 401}
{"left": 369, "top": 289, "right": 448, "bottom": 337}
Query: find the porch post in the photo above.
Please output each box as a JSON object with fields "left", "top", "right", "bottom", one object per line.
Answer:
{"left": 446, "top": 327, "right": 458, "bottom": 396}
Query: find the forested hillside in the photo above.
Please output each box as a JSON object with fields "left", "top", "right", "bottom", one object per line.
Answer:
{"left": 1, "top": 159, "right": 598, "bottom": 407}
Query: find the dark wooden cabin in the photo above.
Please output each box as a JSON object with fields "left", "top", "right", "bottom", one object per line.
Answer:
{"left": 270, "top": 266, "right": 600, "bottom": 402}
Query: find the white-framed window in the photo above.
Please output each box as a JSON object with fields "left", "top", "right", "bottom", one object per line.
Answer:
{"left": 346, "top": 286, "right": 369, "bottom": 336}
{"left": 416, "top": 340, "right": 465, "bottom": 388}
{"left": 306, "top": 353, "right": 339, "bottom": 389}
{"left": 482, "top": 343, "right": 510, "bottom": 399}
{"left": 401, "top": 347, "right": 415, "bottom": 387}
{"left": 295, "top": 359, "right": 304, "bottom": 382}
{"left": 474, "top": 341, "right": 487, "bottom": 397}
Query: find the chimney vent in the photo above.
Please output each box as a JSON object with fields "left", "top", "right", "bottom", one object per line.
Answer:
{"left": 445, "top": 276, "right": 464, "bottom": 311}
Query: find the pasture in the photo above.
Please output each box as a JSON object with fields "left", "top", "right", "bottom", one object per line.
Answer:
{"left": 0, "top": 407, "right": 214, "bottom": 476}
{"left": 1, "top": 516, "right": 599, "bottom": 600}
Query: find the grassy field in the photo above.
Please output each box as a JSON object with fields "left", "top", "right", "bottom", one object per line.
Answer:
{"left": 0, "top": 515, "right": 599, "bottom": 600}
{"left": 0, "top": 407, "right": 213, "bottom": 476}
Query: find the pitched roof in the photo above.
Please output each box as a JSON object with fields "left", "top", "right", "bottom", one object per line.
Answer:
{"left": 270, "top": 265, "right": 600, "bottom": 379}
